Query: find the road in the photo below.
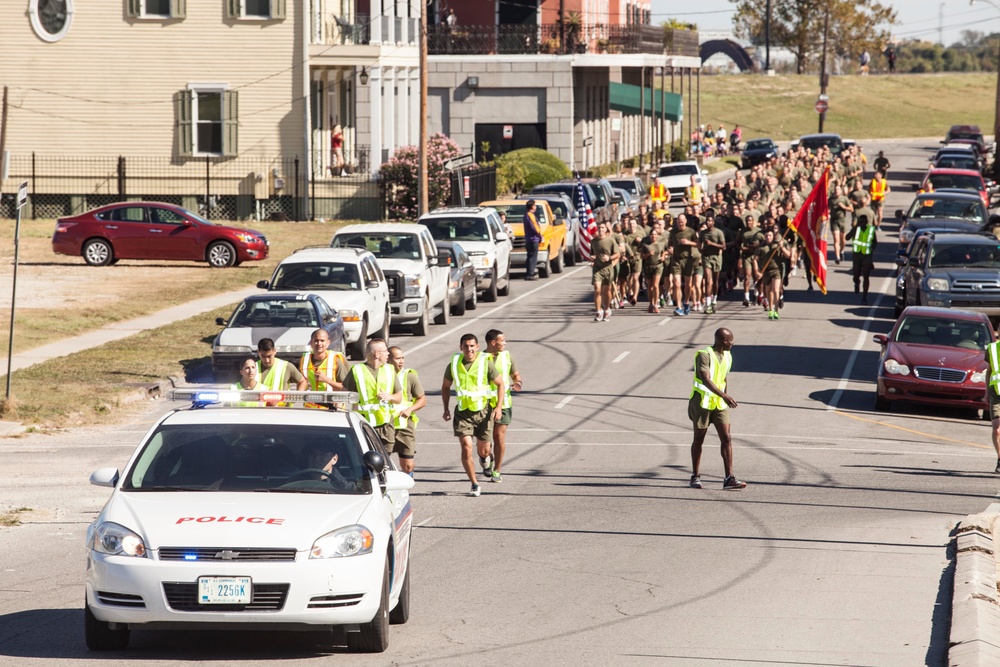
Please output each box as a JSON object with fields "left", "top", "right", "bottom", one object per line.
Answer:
{"left": 1, "top": 139, "right": 995, "bottom": 666}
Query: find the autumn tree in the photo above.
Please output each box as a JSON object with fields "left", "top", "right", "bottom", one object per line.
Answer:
{"left": 731, "top": 0, "right": 896, "bottom": 74}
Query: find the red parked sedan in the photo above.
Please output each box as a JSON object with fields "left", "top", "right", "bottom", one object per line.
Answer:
{"left": 873, "top": 306, "right": 994, "bottom": 417}
{"left": 51, "top": 202, "right": 269, "bottom": 267}
{"left": 918, "top": 168, "right": 990, "bottom": 208}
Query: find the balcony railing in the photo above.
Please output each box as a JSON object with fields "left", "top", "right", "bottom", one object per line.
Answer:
{"left": 428, "top": 24, "right": 696, "bottom": 56}
{"left": 320, "top": 13, "right": 370, "bottom": 46}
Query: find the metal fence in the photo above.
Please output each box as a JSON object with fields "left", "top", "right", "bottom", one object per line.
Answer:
{"left": 447, "top": 167, "right": 497, "bottom": 207}
{"left": 428, "top": 23, "right": 684, "bottom": 56}
{"left": 0, "top": 153, "right": 385, "bottom": 222}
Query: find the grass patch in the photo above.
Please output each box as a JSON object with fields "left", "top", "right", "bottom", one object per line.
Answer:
{"left": 703, "top": 156, "right": 741, "bottom": 175}
{"left": 0, "top": 507, "right": 32, "bottom": 527}
{"left": 5, "top": 304, "right": 233, "bottom": 428}
{"left": 0, "top": 219, "right": 354, "bottom": 355}
{"left": 686, "top": 72, "right": 994, "bottom": 142}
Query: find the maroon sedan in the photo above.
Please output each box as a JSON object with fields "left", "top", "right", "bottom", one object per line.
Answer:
{"left": 52, "top": 202, "right": 269, "bottom": 267}
{"left": 873, "top": 306, "right": 994, "bottom": 417}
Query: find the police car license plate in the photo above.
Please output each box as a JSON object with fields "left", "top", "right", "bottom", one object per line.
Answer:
{"left": 198, "top": 576, "right": 252, "bottom": 604}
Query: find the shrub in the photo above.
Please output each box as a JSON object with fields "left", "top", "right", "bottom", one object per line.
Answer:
{"left": 495, "top": 148, "right": 571, "bottom": 194}
{"left": 378, "top": 133, "right": 463, "bottom": 220}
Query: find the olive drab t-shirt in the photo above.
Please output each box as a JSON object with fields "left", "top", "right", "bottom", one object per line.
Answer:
{"left": 829, "top": 195, "right": 851, "bottom": 224}
{"left": 590, "top": 235, "right": 618, "bottom": 270}
{"left": 671, "top": 226, "right": 699, "bottom": 259}
{"left": 739, "top": 228, "right": 764, "bottom": 258}
{"left": 641, "top": 236, "right": 667, "bottom": 267}
{"left": 700, "top": 228, "right": 726, "bottom": 256}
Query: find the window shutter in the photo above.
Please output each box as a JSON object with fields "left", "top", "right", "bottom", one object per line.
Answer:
{"left": 176, "top": 90, "right": 193, "bottom": 157}
{"left": 225, "top": 0, "right": 240, "bottom": 19}
{"left": 270, "top": 0, "right": 286, "bottom": 19}
{"left": 126, "top": 0, "right": 140, "bottom": 18}
{"left": 223, "top": 90, "right": 239, "bottom": 157}
{"left": 171, "top": 0, "right": 186, "bottom": 18}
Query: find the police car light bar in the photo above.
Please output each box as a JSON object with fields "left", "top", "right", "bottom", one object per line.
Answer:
{"left": 169, "top": 389, "right": 359, "bottom": 406}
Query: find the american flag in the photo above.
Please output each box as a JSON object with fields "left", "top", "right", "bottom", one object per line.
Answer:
{"left": 575, "top": 174, "right": 597, "bottom": 262}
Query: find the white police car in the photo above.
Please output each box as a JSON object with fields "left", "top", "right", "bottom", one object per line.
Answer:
{"left": 84, "top": 390, "right": 413, "bottom": 653}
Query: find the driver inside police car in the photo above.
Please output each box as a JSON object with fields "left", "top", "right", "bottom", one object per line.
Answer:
{"left": 302, "top": 441, "right": 356, "bottom": 489}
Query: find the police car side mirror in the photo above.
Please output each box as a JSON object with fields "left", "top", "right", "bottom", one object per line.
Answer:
{"left": 256, "top": 280, "right": 270, "bottom": 289}
{"left": 90, "top": 467, "right": 120, "bottom": 488}
{"left": 385, "top": 470, "right": 415, "bottom": 492}
{"left": 363, "top": 450, "right": 386, "bottom": 475}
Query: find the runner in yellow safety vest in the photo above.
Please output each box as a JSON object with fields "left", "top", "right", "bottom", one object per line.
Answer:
{"left": 485, "top": 329, "right": 522, "bottom": 484}
{"left": 684, "top": 174, "right": 702, "bottom": 205}
{"left": 229, "top": 356, "right": 264, "bottom": 406}
{"left": 299, "top": 329, "right": 349, "bottom": 409}
{"left": 388, "top": 345, "right": 426, "bottom": 475}
{"left": 867, "top": 172, "right": 889, "bottom": 226}
{"left": 256, "top": 338, "right": 308, "bottom": 406}
{"left": 343, "top": 338, "right": 401, "bottom": 451}
{"left": 441, "top": 333, "right": 505, "bottom": 497}
{"left": 985, "top": 341, "right": 1000, "bottom": 473}
{"left": 650, "top": 178, "right": 670, "bottom": 205}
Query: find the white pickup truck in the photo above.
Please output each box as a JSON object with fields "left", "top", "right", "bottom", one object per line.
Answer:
{"left": 330, "top": 223, "right": 451, "bottom": 336}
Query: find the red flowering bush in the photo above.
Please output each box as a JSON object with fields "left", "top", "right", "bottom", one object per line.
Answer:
{"left": 379, "top": 133, "right": 464, "bottom": 220}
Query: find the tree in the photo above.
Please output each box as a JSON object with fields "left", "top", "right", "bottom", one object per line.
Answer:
{"left": 378, "top": 133, "right": 462, "bottom": 220}
{"left": 731, "top": 0, "right": 896, "bottom": 74}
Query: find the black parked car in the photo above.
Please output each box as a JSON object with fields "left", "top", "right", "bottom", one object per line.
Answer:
{"left": 740, "top": 138, "right": 778, "bottom": 169}
{"left": 896, "top": 231, "right": 1000, "bottom": 318}
{"left": 897, "top": 191, "right": 989, "bottom": 250}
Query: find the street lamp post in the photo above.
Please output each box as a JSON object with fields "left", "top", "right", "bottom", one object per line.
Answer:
{"left": 971, "top": 0, "right": 1000, "bottom": 149}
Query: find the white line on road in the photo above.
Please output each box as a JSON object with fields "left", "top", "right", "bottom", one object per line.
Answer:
{"left": 416, "top": 517, "right": 435, "bottom": 527}
{"left": 612, "top": 351, "right": 630, "bottom": 363}
{"left": 405, "top": 266, "right": 588, "bottom": 356}
{"left": 554, "top": 395, "right": 575, "bottom": 409}
{"left": 658, "top": 317, "right": 671, "bottom": 326}
{"left": 828, "top": 274, "right": 893, "bottom": 411}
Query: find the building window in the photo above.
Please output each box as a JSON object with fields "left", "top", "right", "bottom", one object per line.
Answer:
{"left": 225, "top": 0, "right": 286, "bottom": 20}
{"left": 126, "top": 0, "right": 186, "bottom": 19}
{"left": 29, "top": 0, "right": 74, "bottom": 42}
{"left": 176, "top": 87, "right": 239, "bottom": 157}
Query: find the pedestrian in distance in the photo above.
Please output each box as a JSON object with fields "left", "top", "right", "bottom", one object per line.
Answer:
{"left": 522, "top": 199, "right": 542, "bottom": 281}
{"left": 700, "top": 216, "right": 727, "bottom": 314}
{"left": 591, "top": 221, "right": 620, "bottom": 322}
{"left": 344, "top": 338, "right": 402, "bottom": 451}
{"left": 868, "top": 171, "right": 890, "bottom": 226}
{"left": 689, "top": 328, "right": 746, "bottom": 491}
{"left": 388, "top": 346, "right": 426, "bottom": 476}
{"left": 873, "top": 150, "right": 891, "bottom": 176}
{"left": 441, "top": 333, "right": 506, "bottom": 497}
{"left": 485, "top": 329, "right": 522, "bottom": 483}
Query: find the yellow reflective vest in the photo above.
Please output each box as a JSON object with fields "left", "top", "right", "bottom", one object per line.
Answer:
{"left": 987, "top": 342, "right": 1000, "bottom": 395}
{"left": 650, "top": 183, "right": 667, "bottom": 202}
{"left": 352, "top": 363, "right": 396, "bottom": 426}
{"left": 488, "top": 351, "right": 513, "bottom": 409}
{"left": 869, "top": 178, "right": 887, "bottom": 202}
{"left": 393, "top": 368, "right": 421, "bottom": 429}
{"left": 300, "top": 351, "right": 346, "bottom": 409}
{"left": 853, "top": 225, "right": 875, "bottom": 255}
{"left": 690, "top": 346, "right": 732, "bottom": 411}
{"left": 257, "top": 358, "right": 291, "bottom": 391}
{"left": 451, "top": 352, "right": 492, "bottom": 412}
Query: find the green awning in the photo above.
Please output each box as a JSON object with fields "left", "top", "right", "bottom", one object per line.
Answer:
{"left": 609, "top": 82, "right": 683, "bottom": 121}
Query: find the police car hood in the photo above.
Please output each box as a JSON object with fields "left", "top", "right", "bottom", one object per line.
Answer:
{"left": 107, "top": 491, "right": 372, "bottom": 550}
{"left": 215, "top": 326, "right": 311, "bottom": 350}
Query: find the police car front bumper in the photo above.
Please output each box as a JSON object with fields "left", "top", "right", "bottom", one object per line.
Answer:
{"left": 85, "top": 548, "right": 385, "bottom": 628}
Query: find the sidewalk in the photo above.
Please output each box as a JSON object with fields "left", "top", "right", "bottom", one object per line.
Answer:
{"left": 0, "top": 287, "right": 258, "bottom": 434}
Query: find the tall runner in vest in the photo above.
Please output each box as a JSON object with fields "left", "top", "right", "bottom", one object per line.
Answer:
{"left": 650, "top": 177, "right": 670, "bottom": 207}
{"left": 256, "top": 338, "right": 307, "bottom": 405}
{"left": 344, "top": 338, "right": 402, "bottom": 451}
{"left": 868, "top": 171, "right": 889, "bottom": 226}
{"left": 388, "top": 346, "right": 426, "bottom": 476}
{"left": 689, "top": 328, "right": 746, "bottom": 490}
{"left": 984, "top": 338, "right": 1000, "bottom": 473}
{"left": 684, "top": 175, "right": 702, "bottom": 206}
{"left": 299, "top": 329, "right": 349, "bottom": 409}
{"left": 846, "top": 214, "right": 877, "bottom": 304}
{"left": 441, "top": 333, "right": 506, "bottom": 497}
{"left": 485, "top": 329, "right": 522, "bottom": 483}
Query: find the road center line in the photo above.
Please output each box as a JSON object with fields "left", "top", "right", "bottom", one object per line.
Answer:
{"left": 827, "top": 274, "right": 893, "bottom": 411}
{"left": 835, "top": 410, "right": 988, "bottom": 449}
{"left": 416, "top": 516, "right": 435, "bottom": 527}
{"left": 405, "top": 266, "right": 588, "bottom": 355}
{"left": 612, "top": 351, "right": 630, "bottom": 363}
{"left": 554, "top": 395, "right": 575, "bottom": 409}
{"left": 658, "top": 317, "right": 671, "bottom": 326}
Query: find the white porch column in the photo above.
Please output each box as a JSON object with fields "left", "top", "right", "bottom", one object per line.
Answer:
{"left": 369, "top": 66, "right": 383, "bottom": 176}
{"left": 398, "top": 67, "right": 410, "bottom": 148}
{"left": 408, "top": 67, "right": 419, "bottom": 149}
{"left": 383, "top": 67, "right": 396, "bottom": 157}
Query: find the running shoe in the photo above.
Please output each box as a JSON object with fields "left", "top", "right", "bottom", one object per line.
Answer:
{"left": 835, "top": 256, "right": 841, "bottom": 265}
{"left": 723, "top": 476, "right": 747, "bottom": 490}
{"left": 480, "top": 454, "right": 493, "bottom": 476}
{"left": 630, "top": 296, "right": 638, "bottom": 306}
{"left": 755, "top": 293, "right": 762, "bottom": 306}
{"left": 807, "top": 284, "right": 814, "bottom": 292}
{"left": 674, "top": 307, "right": 685, "bottom": 316}
{"left": 468, "top": 483, "right": 481, "bottom": 497}
{"left": 491, "top": 470, "right": 502, "bottom": 483}
{"left": 743, "top": 297, "right": 750, "bottom": 307}
{"left": 689, "top": 475, "right": 703, "bottom": 489}
{"left": 603, "top": 309, "right": 612, "bottom": 321}
{"left": 653, "top": 305, "right": 661, "bottom": 314}
{"left": 778, "top": 296, "right": 784, "bottom": 309}
{"left": 594, "top": 311, "right": 604, "bottom": 322}
{"left": 761, "top": 298, "right": 769, "bottom": 309}
{"left": 768, "top": 310, "right": 775, "bottom": 320}
{"left": 683, "top": 303, "right": 691, "bottom": 315}
{"left": 659, "top": 296, "right": 667, "bottom": 308}
{"left": 773, "top": 310, "right": 780, "bottom": 320}
{"left": 995, "top": 458, "right": 1000, "bottom": 474}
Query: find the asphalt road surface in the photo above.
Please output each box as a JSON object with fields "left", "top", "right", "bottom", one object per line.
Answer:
{"left": 1, "top": 139, "right": 995, "bottom": 667}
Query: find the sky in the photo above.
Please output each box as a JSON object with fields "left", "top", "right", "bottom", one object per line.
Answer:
{"left": 650, "top": 0, "right": 1000, "bottom": 47}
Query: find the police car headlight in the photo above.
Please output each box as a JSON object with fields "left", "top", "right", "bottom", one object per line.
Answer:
{"left": 91, "top": 522, "right": 146, "bottom": 557}
{"left": 310, "top": 525, "right": 374, "bottom": 558}
{"left": 926, "top": 278, "right": 950, "bottom": 292}
{"left": 972, "top": 370, "right": 987, "bottom": 383}
{"left": 884, "top": 359, "right": 911, "bottom": 376}
{"left": 214, "top": 345, "right": 254, "bottom": 354}
{"left": 404, "top": 275, "right": 423, "bottom": 298}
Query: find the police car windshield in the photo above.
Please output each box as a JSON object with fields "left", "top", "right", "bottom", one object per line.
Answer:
{"left": 422, "top": 218, "right": 490, "bottom": 242}
{"left": 122, "top": 425, "right": 372, "bottom": 495}
{"left": 270, "top": 262, "right": 361, "bottom": 291}
{"left": 332, "top": 233, "right": 421, "bottom": 259}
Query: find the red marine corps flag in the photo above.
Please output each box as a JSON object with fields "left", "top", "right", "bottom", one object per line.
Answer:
{"left": 789, "top": 167, "right": 831, "bottom": 295}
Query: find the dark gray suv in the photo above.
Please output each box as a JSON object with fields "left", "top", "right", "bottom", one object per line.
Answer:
{"left": 897, "top": 232, "right": 1000, "bottom": 318}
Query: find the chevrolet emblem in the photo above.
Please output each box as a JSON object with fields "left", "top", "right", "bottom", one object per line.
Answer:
{"left": 216, "top": 550, "right": 240, "bottom": 560}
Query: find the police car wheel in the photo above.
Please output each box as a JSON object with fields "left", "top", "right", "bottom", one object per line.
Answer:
{"left": 389, "top": 560, "right": 410, "bottom": 625}
{"left": 85, "top": 600, "right": 130, "bottom": 651}
{"left": 348, "top": 558, "right": 390, "bottom": 652}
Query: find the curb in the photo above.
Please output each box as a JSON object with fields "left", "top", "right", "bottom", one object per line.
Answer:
{"left": 949, "top": 511, "right": 1000, "bottom": 666}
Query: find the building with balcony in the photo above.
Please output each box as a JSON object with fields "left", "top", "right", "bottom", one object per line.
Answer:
{"left": 426, "top": 1, "right": 699, "bottom": 172}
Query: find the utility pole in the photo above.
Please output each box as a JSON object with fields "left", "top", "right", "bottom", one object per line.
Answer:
{"left": 765, "top": 0, "right": 771, "bottom": 71}
{"left": 659, "top": 64, "right": 666, "bottom": 166}
{"left": 0, "top": 86, "right": 8, "bottom": 193}
{"left": 818, "top": 4, "right": 830, "bottom": 133}
{"left": 418, "top": 2, "right": 429, "bottom": 216}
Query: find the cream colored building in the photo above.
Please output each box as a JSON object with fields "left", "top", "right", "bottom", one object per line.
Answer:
{"left": 0, "top": 0, "right": 419, "bottom": 219}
